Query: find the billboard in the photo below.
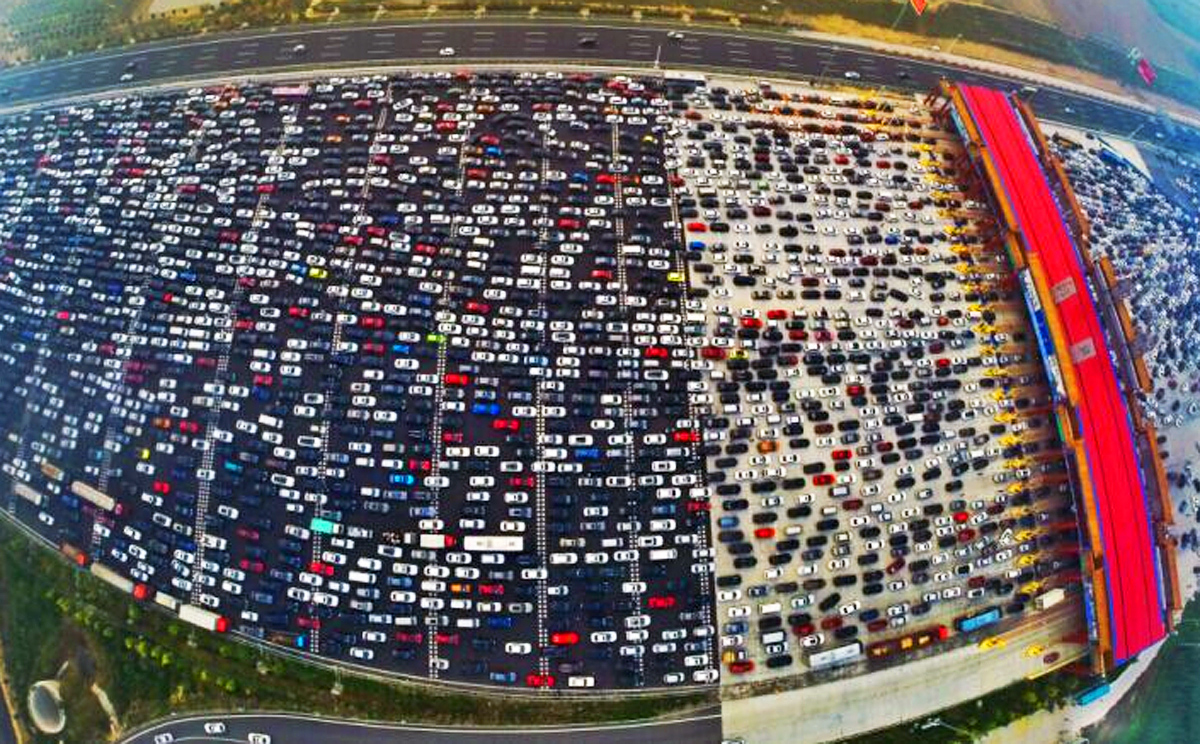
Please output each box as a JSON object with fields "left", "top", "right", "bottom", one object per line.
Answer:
{"left": 910, "top": 0, "right": 928, "bottom": 14}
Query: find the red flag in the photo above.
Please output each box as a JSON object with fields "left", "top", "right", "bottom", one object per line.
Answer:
{"left": 1136, "top": 58, "right": 1157, "bottom": 86}
{"left": 910, "top": 0, "right": 928, "bottom": 14}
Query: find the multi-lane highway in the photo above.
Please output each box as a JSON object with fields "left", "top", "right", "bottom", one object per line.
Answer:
{"left": 0, "top": 20, "right": 1196, "bottom": 151}
{"left": 120, "top": 710, "right": 723, "bottom": 744}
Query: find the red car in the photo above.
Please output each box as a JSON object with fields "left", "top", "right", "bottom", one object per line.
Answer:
{"left": 444, "top": 373, "right": 470, "bottom": 386}
{"left": 435, "top": 632, "right": 460, "bottom": 646}
{"left": 479, "top": 583, "right": 505, "bottom": 596}
{"left": 239, "top": 559, "right": 265, "bottom": 574}
{"left": 492, "top": 418, "right": 520, "bottom": 432}
{"left": 550, "top": 631, "right": 580, "bottom": 645}
{"left": 526, "top": 673, "right": 555, "bottom": 688}
{"left": 754, "top": 527, "right": 776, "bottom": 539}
{"left": 235, "top": 526, "right": 260, "bottom": 541}
{"left": 672, "top": 430, "right": 699, "bottom": 443}
{"left": 767, "top": 309, "right": 788, "bottom": 320}
{"left": 309, "top": 561, "right": 335, "bottom": 577}
{"left": 813, "top": 474, "right": 835, "bottom": 486}
{"left": 647, "top": 595, "right": 676, "bottom": 610}
{"left": 728, "top": 660, "right": 755, "bottom": 674}
{"left": 297, "top": 616, "right": 322, "bottom": 630}
{"left": 701, "top": 346, "right": 727, "bottom": 360}
{"left": 395, "top": 631, "right": 423, "bottom": 644}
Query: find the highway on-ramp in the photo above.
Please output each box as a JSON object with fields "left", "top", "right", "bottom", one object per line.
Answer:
{"left": 0, "top": 20, "right": 1195, "bottom": 151}
{"left": 121, "top": 710, "right": 722, "bottom": 744}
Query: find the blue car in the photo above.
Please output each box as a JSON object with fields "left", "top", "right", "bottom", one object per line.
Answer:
{"left": 471, "top": 402, "right": 501, "bottom": 416}
{"left": 486, "top": 615, "right": 515, "bottom": 630}
{"left": 488, "top": 671, "right": 516, "bottom": 684}
{"left": 389, "top": 473, "right": 416, "bottom": 486}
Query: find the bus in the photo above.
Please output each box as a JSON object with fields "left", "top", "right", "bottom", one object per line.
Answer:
{"left": 463, "top": 535, "right": 524, "bottom": 552}
{"left": 70, "top": 481, "right": 116, "bottom": 511}
{"left": 808, "top": 641, "right": 863, "bottom": 671}
{"left": 955, "top": 607, "right": 1002, "bottom": 633}
{"left": 179, "top": 604, "right": 228, "bottom": 633}
{"left": 310, "top": 517, "right": 341, "bottom": 535}
{"left": 13, "top": 482, "right": 43, "bottom": 507}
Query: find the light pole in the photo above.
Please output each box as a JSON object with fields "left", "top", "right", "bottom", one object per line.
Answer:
{"left": 890, "top": 0, "right": 908, "bottom": 31}
{"left": 654, "top": 43, "right": 662, "bottom": 70}
{"left": 817, "top": 58, "right": 832, "bottom": 88}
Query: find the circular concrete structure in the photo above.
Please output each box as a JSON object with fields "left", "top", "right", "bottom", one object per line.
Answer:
{"left": 27, "top": 680, "right": 65, "bottom": 735}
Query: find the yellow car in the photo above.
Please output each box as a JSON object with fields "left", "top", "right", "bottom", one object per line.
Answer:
{"left": 1023, "top": 644, "right": 1045, "bottom": 658}
{"left": 308, "top": 266, "right": 328, "bottom": 280}
{"left": 979, "top": 636, "right": 1007, "bottom": 651}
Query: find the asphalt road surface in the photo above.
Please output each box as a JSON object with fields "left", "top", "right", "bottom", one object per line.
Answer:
{"left": 0, "top": 693, "right": 15, "bottom": 744}
{"left": 121, "top": 711, "right": 723, "bottom": 744}
{"left": 0, "top": 20, "right": 1196, "bottom": 152}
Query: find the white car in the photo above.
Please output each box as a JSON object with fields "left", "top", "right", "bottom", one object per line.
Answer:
{"left": 249, "top": 735, "right": 272, "bottom": 744}
{"left": 203, "top": 722, "right": 226, "bottom": 735}
{"left": 153, "top": 735, "right": 174, "bottom": 744}
{"left": 120, "top": 73, "right": 134, "bottom": 82}
{"left": 844, "top": 70, "right": 862, "bottom": 80}
{"left": 439, "top": 47, "right": 456, "bottom": 57}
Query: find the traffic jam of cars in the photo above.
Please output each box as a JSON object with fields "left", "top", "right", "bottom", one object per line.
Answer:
{"left": 0, "top": 69, "right": 1078, "bottom": 690}
{"left": 672, "top": 80, "right": 1079, "bottom": 682}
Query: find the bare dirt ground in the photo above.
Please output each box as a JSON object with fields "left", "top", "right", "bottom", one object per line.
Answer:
{"left": 1041, "top": 0, "right": 1200, "bottom": 76}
